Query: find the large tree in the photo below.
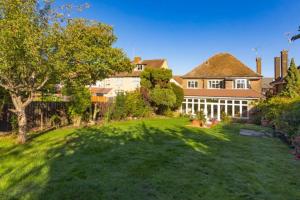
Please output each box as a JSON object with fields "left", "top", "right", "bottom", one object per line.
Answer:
{"left": 0, "top": 0, "right": 132, "bottom": 143}
{"left": 281, "top": 58, "right": 300, "bottom": 98}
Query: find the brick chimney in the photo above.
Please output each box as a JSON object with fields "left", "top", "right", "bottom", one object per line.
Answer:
{"left": 281, "top": 50, "right": 288, "bottom": 78}
{"left": 256, "top": 57, "right": 262, "bottom": 75}
{"left": 133, "top": 57, "right": 142, "bottom": 64}
{"left": 274, "top": 57, "right": 281, "bottom": 80}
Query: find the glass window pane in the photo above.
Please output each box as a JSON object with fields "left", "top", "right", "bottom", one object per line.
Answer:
{"left": 182, "top": 103, "right": 186, "bottom": 112}
{"left": 227, "top": 105, "right": 233, "bottom": 116}
{"left": 242, "top": 106, "right": 248, "bottom": 118}
{"left": 234, "top": 105, "right": 240, "bottom": 117}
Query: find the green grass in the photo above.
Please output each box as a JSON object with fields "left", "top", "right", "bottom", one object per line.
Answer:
{"left": 0, "top": 118, "right": 299, "bottom": 200}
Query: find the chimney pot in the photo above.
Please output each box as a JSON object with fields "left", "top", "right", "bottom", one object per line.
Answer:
{"left": 281, "top": 50, "right": 288, "bottom": 78}
{"left": 256, "top": 57, "right": 262, "bottom": 75}
{"left": 133, "top": 57, "right": 142, "bottom": 64}
{"left": 274, "top": 57, "right": 281, "bottom": 80}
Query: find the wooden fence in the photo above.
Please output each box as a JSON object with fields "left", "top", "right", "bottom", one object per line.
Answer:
{"left": 0, "top": 102, "right": 68, "bottom": 132}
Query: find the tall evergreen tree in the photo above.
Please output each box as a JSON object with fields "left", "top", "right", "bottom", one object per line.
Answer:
{"left": 281, "top": 58, "right": 300, "bottom": 98}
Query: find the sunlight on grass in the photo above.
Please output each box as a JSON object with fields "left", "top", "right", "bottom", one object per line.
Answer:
{"left": 0, "top": 118, "right": 299, "bottom": 200}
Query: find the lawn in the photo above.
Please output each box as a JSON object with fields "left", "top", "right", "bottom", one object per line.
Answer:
{"left": 0, "top": 118, "right": 299, "bottom": 200}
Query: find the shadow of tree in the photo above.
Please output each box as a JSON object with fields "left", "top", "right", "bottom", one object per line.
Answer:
{"left": 1, "top": 119, "right": 300, "bottom": 200}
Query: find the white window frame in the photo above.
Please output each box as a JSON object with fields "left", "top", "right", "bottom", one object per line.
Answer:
{"left": 187, "top": 80, "right": 198, "bottom": 89}
{"left": 208, "top": 80, "right": 224, "bottom": 89}
{"left": 234, "top": 79, "right": 248, "bottom": 89}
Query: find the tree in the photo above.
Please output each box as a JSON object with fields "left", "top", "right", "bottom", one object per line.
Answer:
{"left": 0, "top": 1, "right": 132, "bottom": 143}
{"left": 291, "top": 26, "right": 300, "bottom": 42}
{"left": 141, "top": 68, "right": 177, "bottom": 114}
{"left": 281, "top": 58, "right": 300, "bottom": 98}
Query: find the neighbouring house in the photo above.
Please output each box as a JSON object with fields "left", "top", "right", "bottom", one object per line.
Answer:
{"left": 270, "top": 50, "right": 289, "bottom": 95}
{"left": 171, "top": 75, "right": 183, "bottom": 88}
{"left": 89, "top": 57, "right": 170, "bottom": 102}
{"left": 262, "top": 77, "right": 274, "bottom": 97}
{"left": 180, "top": 53, "right": 263, "bottom": 121}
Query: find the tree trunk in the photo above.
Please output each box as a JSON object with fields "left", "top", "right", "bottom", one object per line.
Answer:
{"left": 17, "top": 109, "right": 27, "bottom": 144}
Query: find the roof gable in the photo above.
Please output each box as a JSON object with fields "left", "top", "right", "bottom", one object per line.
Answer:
{"left": 183, "top": 53, "right": 261, "bottom": 78}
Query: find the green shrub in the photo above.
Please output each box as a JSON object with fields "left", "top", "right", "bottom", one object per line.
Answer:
{"left": 195, "top": 111, "right": 206, "bottom": 123}
{"left": 111, "top": 93, "right": 127, "bottom": 120}
{"left": 256, "top": 97, "right": 300, "bottom": 136}
{"left": 171, "top": 83, "right": 184, "bottom": 111}
{"left": 125, "top": 91, "right": 152, "bottom": 118}
{"left": 221, "top": 111, "right": 232, "bottom": 124}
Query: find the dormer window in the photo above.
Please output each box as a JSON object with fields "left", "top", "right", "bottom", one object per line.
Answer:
{"left": 234, "top": 79, "right": 249, "bottom": 89}
{"left": 136, "top": 64, "right": 144, "bottom": 71}
{"left": 188, "top": 80, "right": 198, "bottom": 88}
{"left": 208, "top": 80, "right": 224, "bottom": 89}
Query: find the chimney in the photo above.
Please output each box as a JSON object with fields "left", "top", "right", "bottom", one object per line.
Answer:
{"left": 133, "top": 57, "right": 142, "bottom": 64}
{"left": 274, "top": 57, "right": 281, "bottom": 80}
{"left": 281, "top": 50, "right": 288, "bottom": 78}
{"left": 256, "top": 57, "right": 262, "bottom": 75}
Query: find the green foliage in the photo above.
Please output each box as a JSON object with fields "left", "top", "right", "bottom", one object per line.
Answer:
{"left": 141, "top": 68, "right": 172, "bottom": 89}
{"left": 63, "top": 83, "right": 91, "bottom": 124}
{"left": 281, "top": 58, "right": 300, "bottom": 98}
{"left": 195, "top": 111, "right": 206, "bottom": 123}
{"left": 171, "top": 83, "right": 184, "bottom": 110}
{"left": 256, "top": 97, "right": 300, "bottom": 136}
{"left": 50, "top": 115, "right": 61, "bottom": 128}
{"left": 125, "top": 91, "right": 152, "bottom": 118}
{"left": 111, "top": 93, "right": 127, "bottom": 120}
{"left": 0, "top": 0, "right": 132, "bottom": 141}
{"left": 150, "top": 87, "right": 176, "bottom": 113}
{"left": 221, "top": 111, "right": 232, "bottom": 124}
{"left": 111, "top": 91, "right": 152, "bottom": 120}
{"left": 141, "top": 68, "right": 178, "bottom": 115}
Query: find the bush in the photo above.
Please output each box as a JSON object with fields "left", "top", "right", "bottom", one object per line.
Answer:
{"left": 256, "top": 97, "right": 300, "bottom": 136}
{"left": 149, "top": 87, "right": 176, "bottom": 114}
{"left": 111, "top": 91, "right": 152, "bottom": 120}
{"left": 221, "top": 111, "right": 232, "bottom": 124}
{"left": 171, "top": 83, "right": 184, "bottom": 111}
{"left": 111, "top": 93, "right": 127, "bottom": 120}
{"left": 125, "top": 91, "right": 152, "bottom": 118}
{"left": 195, "top": 111, "right": 206, "bottom": 123}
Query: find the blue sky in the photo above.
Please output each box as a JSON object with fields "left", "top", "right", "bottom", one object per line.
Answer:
{"left": 60, "top": 0, "right": 300, "bottom": 77}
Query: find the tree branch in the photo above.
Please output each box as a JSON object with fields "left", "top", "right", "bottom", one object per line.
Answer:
{"left": 36, "top": 76, "right": 49, "bottom": 90}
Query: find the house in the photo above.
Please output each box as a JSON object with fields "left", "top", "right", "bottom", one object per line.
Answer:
{"left": 262, "top": 77, "right": 274, "bottom": 97}
{"left": 180, "top": 53, "right": 263, "bottom": 121}
{"left": 90, "top": 57, "right": 170, "bottom": 102}
{"left": 270, "top": 50, "right": 289, "bottom": 95}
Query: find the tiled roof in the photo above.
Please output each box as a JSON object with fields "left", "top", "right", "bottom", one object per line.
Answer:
{"left": 184, "top": 89, "right": 262, "bottom": 99}
{"left": 172, "top": 76, "right": 183, "bottom": 85}
{"left": 112, "top": 59, "right": 166, "bottom": 77}
{"left": 183, "top": 53, "right": 262, "bottom": 78}
{"left": 90, "top": 88, "right": 112, "bottom": 94}
{"left": 142, "top": 59, "right": 166, "bottom": 68}
{"left": 262, "top": 78, "right": 274, "bottom": 89}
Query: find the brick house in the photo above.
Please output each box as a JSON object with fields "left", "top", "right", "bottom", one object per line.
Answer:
{"left": 180, "top": 53, "right": 263, "bottom": 121}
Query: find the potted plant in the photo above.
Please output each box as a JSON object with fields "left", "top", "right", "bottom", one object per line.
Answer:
{"left": 191, "top": 111, "right": 206, "bottom": 127}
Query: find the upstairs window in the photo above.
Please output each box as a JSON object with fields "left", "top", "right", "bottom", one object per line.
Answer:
{"left": 208, "top": 80, "right": 224, "bottom": 89}
{"left": 188, "top": 80, "right": 198, "bottom": 88}
{"left": 235, "top": 79, "right": 248, "bottom": 89}
{"left": 136, "top": 64, "right": 144, "bottom": 71}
